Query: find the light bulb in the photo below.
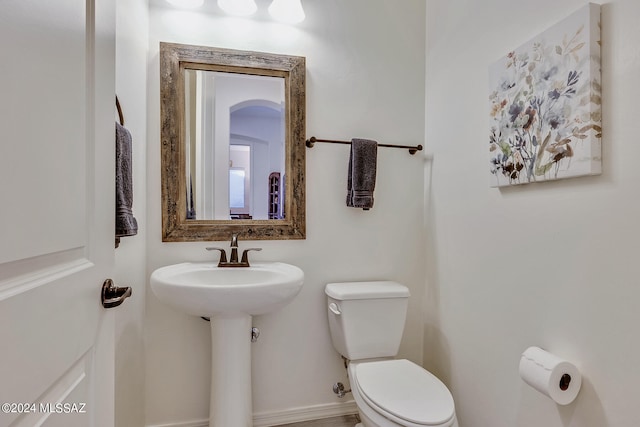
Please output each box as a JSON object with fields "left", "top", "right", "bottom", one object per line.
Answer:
{"left": 166, "top": 0, "right": 204, "bottom": 8}
{"left": 217, "top": 0, "right": 258, "bottom": 16}
{"left": 268, "top": 0, "right": 305, "bottom": 24}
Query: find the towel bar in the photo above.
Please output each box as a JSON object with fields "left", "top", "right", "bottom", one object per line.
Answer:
{"left": 305, "top": 136, "right": 423, "bottom": 155}
{"left": 116, "top": 95, "right": 125, "bottom": 126}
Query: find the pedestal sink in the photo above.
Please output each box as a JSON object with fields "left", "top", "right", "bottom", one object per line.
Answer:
{"left": 150, "top": 261, "right": 304, "bottom": 427}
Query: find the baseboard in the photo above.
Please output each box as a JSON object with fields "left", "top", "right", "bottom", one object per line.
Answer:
{"left": 253, "top": 401, "right": 358, "bottom": 427}
{"left": 147, "top": 420, "right": 208, "bottom": 427}
{"left": 146, "top": 401, "right": 358, "bottom": 427}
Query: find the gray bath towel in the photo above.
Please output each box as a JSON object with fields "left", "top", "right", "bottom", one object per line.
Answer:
{"left": 346, "top": 138, "right": 378, "bottom": 210}
{"left": 115, "top": 122, "right": 138, "bottom": 239}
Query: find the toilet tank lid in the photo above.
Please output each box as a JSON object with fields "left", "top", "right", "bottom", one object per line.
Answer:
{"left": 325, "top": 281, "right": 410, "bottom": 300}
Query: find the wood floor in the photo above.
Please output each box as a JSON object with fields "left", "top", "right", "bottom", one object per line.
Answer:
{"left": 277, "top": 414, "right": 360, "bottom": 427}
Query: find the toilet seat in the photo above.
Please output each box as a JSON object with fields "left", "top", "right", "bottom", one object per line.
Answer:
{"left": 353, "top": 359, "right": 455, "bottom": 426}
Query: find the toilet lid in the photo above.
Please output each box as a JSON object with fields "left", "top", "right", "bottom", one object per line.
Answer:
{"left": 355, "top": 359, "right": 454, "bottom": 426}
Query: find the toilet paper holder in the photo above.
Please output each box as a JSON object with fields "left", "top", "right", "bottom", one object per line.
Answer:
{"left": 519, "top": 346, "right": 582, "bottom": 405}
{"left": 559, "top": 373, "right": 571, "bottom": 391}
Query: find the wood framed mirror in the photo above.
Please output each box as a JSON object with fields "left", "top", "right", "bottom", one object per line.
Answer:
{"left": 160, "top": 42, "right": 306, "bottom": 241}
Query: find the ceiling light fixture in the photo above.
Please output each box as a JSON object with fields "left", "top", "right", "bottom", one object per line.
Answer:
{"left": 268, "top": 0, "right": 305, "bottom": 24}
{"left": 217, "top": 0, "right": 258, "bottom": 16}
{"left": 166, "top": 0, "right": 204, "bottom": 8}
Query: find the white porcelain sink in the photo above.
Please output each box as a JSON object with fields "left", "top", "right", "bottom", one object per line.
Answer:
{"left": 150, "top": 261, "right": 304, "bottom": 316}
{"left": 150, "top": 261, "right": 304, "bottom": 427}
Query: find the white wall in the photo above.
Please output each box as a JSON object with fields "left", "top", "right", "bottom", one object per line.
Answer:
{"left": 145, "top": 0, "right": 426, "bottom": 425}
{"left": 114, "top": 0, "right": 148, "bottom": 426}
{"left": 425, "top": 1, "right": 640, "bottom": 426}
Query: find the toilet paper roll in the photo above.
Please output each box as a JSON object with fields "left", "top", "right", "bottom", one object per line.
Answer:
{"left": 518, "top": 346, "right": 582, "bottom": 405}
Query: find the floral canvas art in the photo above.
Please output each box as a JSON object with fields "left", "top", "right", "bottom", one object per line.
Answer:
{"left": 489, "top": 4, "right": 601, "bottom": 187}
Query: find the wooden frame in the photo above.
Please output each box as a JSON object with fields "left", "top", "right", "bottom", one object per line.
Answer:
{"left": 160, "top": 42, "right": 306, "bottom": 241}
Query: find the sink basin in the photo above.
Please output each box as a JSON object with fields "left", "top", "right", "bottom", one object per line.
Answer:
{"left": 150, "top": 261, "right": 304, "bottom": 316}
{"left": 150, "top": 260, "right": 304, "bottom": 427}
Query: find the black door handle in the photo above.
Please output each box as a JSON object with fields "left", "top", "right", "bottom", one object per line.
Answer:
{"left": 101, "top": 279, "right": 132, "bottom": 309}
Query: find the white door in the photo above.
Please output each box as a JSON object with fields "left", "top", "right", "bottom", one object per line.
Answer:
{"left": 0, "top": 1, "right": 118, "bottom": 426}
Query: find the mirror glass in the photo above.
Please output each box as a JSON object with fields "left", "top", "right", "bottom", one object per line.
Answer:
{"left": 160, "top": 42, "right": 306, "bottom": 241}
{"left": 184, "top": 70, "right": 285, "bottom": 220}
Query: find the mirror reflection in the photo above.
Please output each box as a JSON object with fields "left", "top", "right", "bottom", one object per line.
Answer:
{"left": 184, "top": 70, "right": 286, "bottom": 220}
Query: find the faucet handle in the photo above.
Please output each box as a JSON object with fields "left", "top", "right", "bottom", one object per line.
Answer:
{"left": 240, "top": 248, "right": 262, "bottom": 265}
{"left": 206, "top": 247, "right": 228, "bottom": 263}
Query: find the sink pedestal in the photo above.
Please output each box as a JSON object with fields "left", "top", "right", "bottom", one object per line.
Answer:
{"left": 150, "top": 261, "right": 304, "bottom": 427}
{"left": 210, "top": 313, "right": 253, "bottom": 427}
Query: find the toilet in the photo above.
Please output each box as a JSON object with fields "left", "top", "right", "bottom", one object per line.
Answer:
{"left": 325, "top": 281, "right": 458, "bottom": 427}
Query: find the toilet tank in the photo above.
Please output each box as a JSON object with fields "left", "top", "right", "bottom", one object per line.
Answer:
{"left": 325, "top": 281, "right": 410, "bottom": 361}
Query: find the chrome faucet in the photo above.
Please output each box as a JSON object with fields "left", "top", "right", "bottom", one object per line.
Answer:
{"left": 206, "top": 234, "right": 262, "bottom": 267}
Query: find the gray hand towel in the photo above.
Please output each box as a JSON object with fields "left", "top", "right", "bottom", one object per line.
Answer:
{"left": 116, "top": 122, "right": 138, "bottom": 238}
{"left": 346, "top": 138, "right": 377, "bottom": 210}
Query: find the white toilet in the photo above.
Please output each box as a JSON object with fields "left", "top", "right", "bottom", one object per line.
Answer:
{"left": 326, "top": 281, "right": 458, "bottom": 427}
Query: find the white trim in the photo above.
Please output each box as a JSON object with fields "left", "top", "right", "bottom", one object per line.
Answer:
{"left": 253, "top": 401, "right": 358, "bottom": 427}
{"left": 146, "top": 420, "right": 208, "bottom": 427}
{"left": 16, "top": 352, "right": 89, "bottom": 427}
{"left": 146, "top": 401, "right": 358, "bottom": 427}
{"left": 0, "top": 249, "right": 92, "bottom": 301}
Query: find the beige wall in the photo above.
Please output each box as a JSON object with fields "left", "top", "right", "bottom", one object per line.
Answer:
{"left": 425, "top": 0, "right": 640, "bottom": 426}
{"left": 145, "top": 1, "right": 426, "bottom": 425}
{"left": 114, "top": 0, "right": 148, "bottom": 426}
